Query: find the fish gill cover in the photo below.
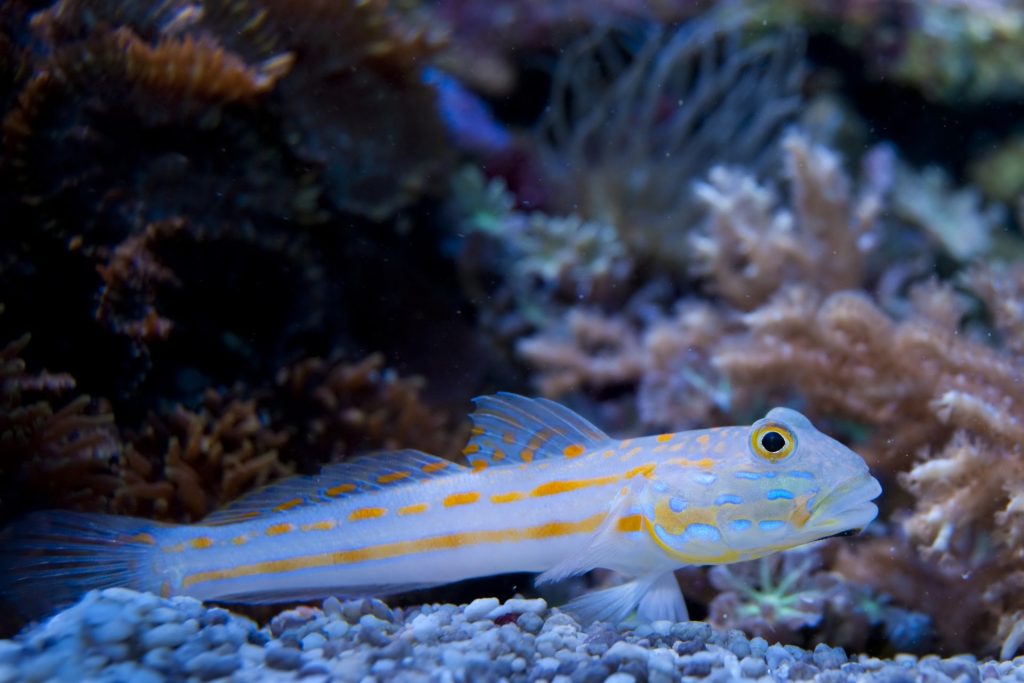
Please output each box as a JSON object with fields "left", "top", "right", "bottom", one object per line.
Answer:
{"left": 2, "top": 0, "right": 1024, "bottom": 668}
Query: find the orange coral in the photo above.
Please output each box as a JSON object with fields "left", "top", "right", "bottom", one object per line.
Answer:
{"left": 114, "top": 389, "right": 292, "bottom": 522}
{"left": 0, "top": 328, "right": 120, "bottom": 522}
{"left": 274, "top": 353, "right": 463, "bottom": 466}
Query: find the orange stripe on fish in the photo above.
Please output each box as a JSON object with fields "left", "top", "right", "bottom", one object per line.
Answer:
{"left": 182, "top": 513, "right": 607, "bottom": 589}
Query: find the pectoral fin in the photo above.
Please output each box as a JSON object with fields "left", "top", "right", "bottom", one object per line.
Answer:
{"left": 561, "top": 571, "right": 688, "bottom": 624}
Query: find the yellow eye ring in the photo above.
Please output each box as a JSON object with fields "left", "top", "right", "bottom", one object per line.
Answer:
{"left": 750, "top": 423, "right": 796, "bottom": 462}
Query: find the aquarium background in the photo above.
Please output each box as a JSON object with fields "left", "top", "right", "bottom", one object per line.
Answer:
{"left": 3, "top": 0, "right": 1024, "bottom": 665}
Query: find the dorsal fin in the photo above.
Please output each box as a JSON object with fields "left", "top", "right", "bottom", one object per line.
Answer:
{"left": 203, "top": 450, "right": 463, "bottom": 525}
{"left": 463, "top": 393, "right": 611, "bottom": 468}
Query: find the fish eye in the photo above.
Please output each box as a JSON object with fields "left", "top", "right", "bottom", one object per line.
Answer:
{"left": 749, "top": 422, "right": 796, "bottom": 462}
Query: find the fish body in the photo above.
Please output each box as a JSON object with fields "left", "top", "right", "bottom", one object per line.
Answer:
{"left": 3, "top": 394, "right": 881, "bottom": 622}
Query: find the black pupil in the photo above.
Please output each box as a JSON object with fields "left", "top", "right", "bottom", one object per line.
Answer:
{"left": 761, "top": 431, "right": 786, "bottom": 453}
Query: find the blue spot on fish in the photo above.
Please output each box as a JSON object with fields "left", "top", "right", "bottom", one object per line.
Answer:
{"left": 669, "top": 497, "right": 687, "bottom": 513}
{"left": 730, "top": 519, "right": 752, "bottom": 531}
{"left": 735, "top": 471, "right": 760, "bottom": 480}
{"left": 759, "top": 520, "right": 786, "bottom": 531}
{"left": 763, "top": 472, "right": 777, "bottom": 479}
{"left": 714, "top": 494, "right": 742, "bottom": 506}
{"left": 653, "top": 481, "right": 668, "bottom": 493}
{"left": 787, "top": 470, "right": 815, "bottom": 479}
{"left": 766, "top": 489, "right": 794, "bottom": 500}
{"left": 694, "top": 472, "right": 718, "bottom": 486}
{"left": 683, "top": 523, "right": 722, "bottom": 543}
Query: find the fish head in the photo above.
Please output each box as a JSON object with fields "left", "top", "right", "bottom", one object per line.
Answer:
{"left": 642, "top": 407, "right": 881, "bottom": 564}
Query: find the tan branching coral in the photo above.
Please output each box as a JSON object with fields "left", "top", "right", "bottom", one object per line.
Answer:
{"left": 518, "top": 302, "right": 733, "bottom": 431}
{"left": 691, "top": 132, "right": 880, "bottom": 310}
{"left": 714, "top": 272, "right": 1024, "bottom": 654}
{"left": 0, "top": 328, "right": 120, "bottom": 522}
{"left": 113, "top": 390, "right": 292, "bottom": 522}
{"left": 273, "top": 353, "right": 463, "bottom": 467}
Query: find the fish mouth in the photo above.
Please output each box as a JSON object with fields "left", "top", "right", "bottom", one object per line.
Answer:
{"left": 807, "top": 471, "right": 881, "bottom": 534}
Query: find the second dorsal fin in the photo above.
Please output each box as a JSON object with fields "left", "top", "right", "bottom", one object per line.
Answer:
{"left": 203, "top": 450, "right": 463, "bottom": 525}
{"left": 463, "top": 393, "right": 611, "bottom": 468}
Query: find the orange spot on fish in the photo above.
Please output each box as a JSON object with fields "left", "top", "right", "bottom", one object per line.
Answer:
{"left": 350, "top": 507, "right": 387, "bottom": 521}
{"left": 563, "top": 443, "right": 585, "bottom": 458}
{"left": 470, "top": 426, "right": 485, "bottom": 436}
{"left": 160, "top": 581, "right": 171, "bottom": 598}
{"left": 472, "top": 460, "right": 488, "bottom": 473}
{"left": 190, "top": 537, "right": 214, "bottom": 550}
{"left": 520, "top": 449, "right": 535, "bottom": 463}
{"left": 493, "top": 449, "right": 506, "bottom": 462}
{"left": 326, "top": 483, "right": 357, "bottom": 497}
{"left": 377, "top": 471, "right": 411, "bottom": 485}
{"left": 422, "top": 461, "right": 448, "bottom": 473}
{"left": 128, "top": 532, "right": 157, "bottom": 545}
{"left": 617, "top": 514, "right": 643, "bottom": 533}
{"left": 502, "top": 432, "right": 515, "bottom": 444}
{"left": 398, "top": 503, "right": 429, "bottom": 516}
{"left": 232, "top": 535, "right": 248, "bottom": 545}
{"left": 626, "top": 463, "right": 656, "bottom": 479}
{"left": 301, "top": 520, "right": 337, "bottom": 532}
{"left": 713, "top": 442, "right": 727, "bottom": 453}
{"left": 697, "top": 434, "right": 711, "bottom": 446}
{"left": 620, "top": 446, "right": 642, "bottom": 461}
{"left": 273, "top": 498, "right": 304, "bottom": 512}
{"left": 668, "top": 457, "right": 714, "bottom": 469}
{"left": 463, "top": 443, "right": 481, "bottom": 456}
{"left": 266, "top": 523, "right": 295, "bottom": 536}
{"left": 656, "top": 433, "right": 674, "bottom": 443}
{"left": 490, "top": 491, "right": 524, "bottom": 504}
{"left": 444, "top": 492, "right": 480, "bottom": 507}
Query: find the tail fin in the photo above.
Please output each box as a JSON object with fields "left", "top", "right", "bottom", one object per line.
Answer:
{"left": 0, "top": 511, "right": 167, "bottom": 618}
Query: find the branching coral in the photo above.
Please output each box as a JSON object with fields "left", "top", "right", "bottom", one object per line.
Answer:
{"left": 113, "top": 390, "right": 292, "bottom": 522}
{"left": 518, "top": 300, "right": 733, "bottom": 432}
{"left": 690, "top": 131, "right": 881, "bottom": 310}
{"left": 0, "top": 326, "right": 120, "bottom": 522}
{"left": 714, "top": 273, "right": 1024, "bottom": 654}
{"left": 272, "top": 353, "right": 464, "bottom": 469}
{"left": 891, "top": 162, "right": 1004, "bottom": 261}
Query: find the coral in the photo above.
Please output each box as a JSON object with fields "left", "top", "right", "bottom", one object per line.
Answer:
{"left": 708, "top": 549, "right": 832, "bottom": 644}
{"left": 969, "top": 133, "right": 1024, "bottom": 203}
{"left": 518, "top": 299, "right": 733, "bottom": 432}
{"left": 0, "top": 326, "right": 120, "bottom": 523}
{"left": 109, "top": 352, "right": 462, "bottom": 522}
{"left": 449, "top": 167, "right": 633, "bottom": 331}
{"left": 690, "top": 131, "right": 881, "bottom": 310}
{"left": 271, "top": 353, "right": 464, "bottom": 469}
{"left": 713, "top": 273, "right": 1024, "bottom": 654}
{"left": 709, "top": 546, "right": 935, "bottom": 653}
{"left": 201, "top": 0, "right": 452, "bottom": 219}
{"left": 891, "top": 162, "right": 1004, "bottom": 261}
{"left": 113, "top": 389, "right": 292, "bottom": 522}
{"left": 536, "top": 13, "right": 803, "bottom": 268}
